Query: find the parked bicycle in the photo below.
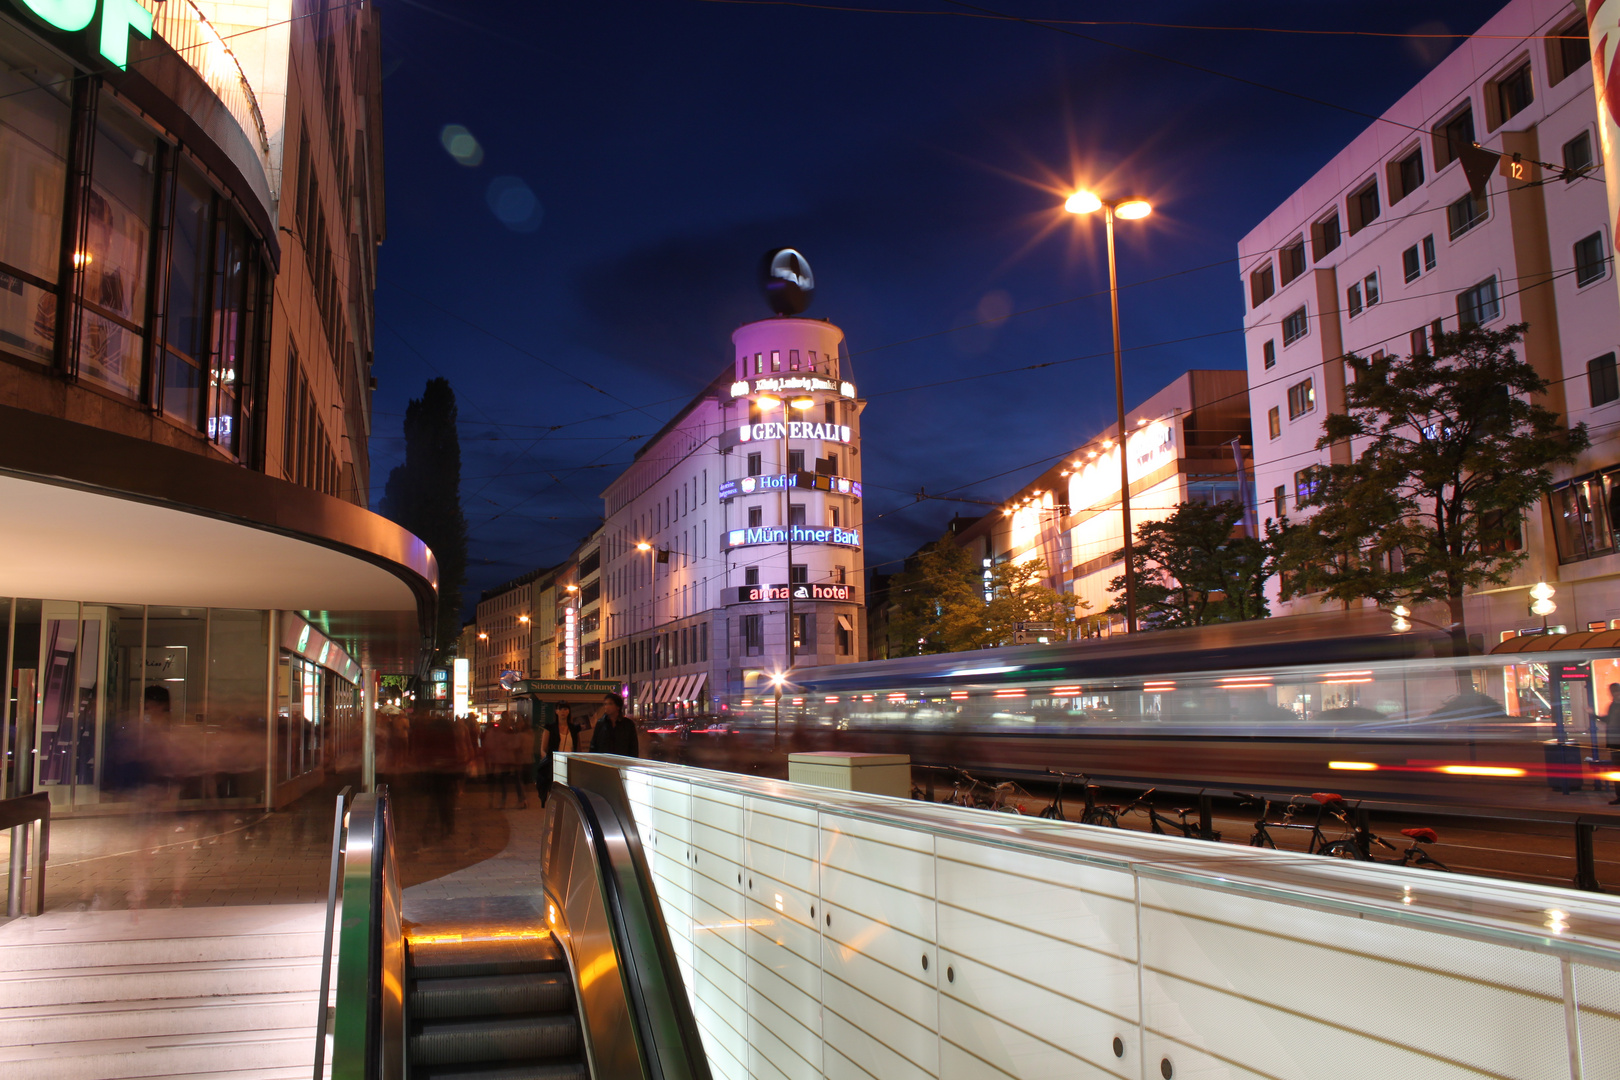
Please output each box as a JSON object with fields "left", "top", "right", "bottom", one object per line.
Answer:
{"left": 1119, "top": 788, "right": 1221, "bottom": 842}
{"left": 1041, "top": 769, "right": 1126, "bottom": 828}
{"left": 1237, "top": 791, "right": 1352, "bottom": 855}
{"left": 1324, "top": 819, "right": 1451, "bottom": 871}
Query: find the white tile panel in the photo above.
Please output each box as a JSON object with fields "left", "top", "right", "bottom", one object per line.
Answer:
{"left": 823, "top": 1005, "right": 938, "bottom": 1080}
{"left": 940, "top": 995, "right": 1128, "bottom": 1080}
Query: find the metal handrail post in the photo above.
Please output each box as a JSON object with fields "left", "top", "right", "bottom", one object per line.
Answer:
{"left": 313, "top": 785, "right": 353, "bottom": 1079}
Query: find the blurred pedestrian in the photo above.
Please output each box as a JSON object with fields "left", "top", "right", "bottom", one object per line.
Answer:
{"left": 1603, "top": 682, "right": 1620, "bottom": 805}
{"left": 537, "top": 702, "right": 579, "bottom": 807}
{"left": 411, "top": 711, "right": 464, "bottom": 843}
{"left": 589, "top": 693, "right": 639, "bottom": 758}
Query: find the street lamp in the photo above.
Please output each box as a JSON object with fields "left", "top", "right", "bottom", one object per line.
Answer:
{"left": 1066, "top": 189, "right": 1152, "bottom": 633}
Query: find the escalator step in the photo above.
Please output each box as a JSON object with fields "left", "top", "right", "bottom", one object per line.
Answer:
{"left": 409, "top": 1015, "right": 581, "bottom": 1067}
{"left": 408, "top": 937, "right": 566, "bottom": 979}
{"left": 411, "top": 973, "right": 574, "bottom": 1019}
{"left": 412, "top": 1062, "right": 588, "bottom": 1080}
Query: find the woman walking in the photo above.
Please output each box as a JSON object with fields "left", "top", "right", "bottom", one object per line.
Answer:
{"left": 537, "top": 702, "right": 578, "bottom": 808}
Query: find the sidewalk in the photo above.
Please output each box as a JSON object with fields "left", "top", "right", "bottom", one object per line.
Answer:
{"left": 0, "top": 775, "right": 548, "bottom": 914}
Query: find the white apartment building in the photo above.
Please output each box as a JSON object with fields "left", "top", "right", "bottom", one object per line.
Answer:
{"left": 1241, "top": 0, "right": 1619, "bottom": 641}
{"left": 600, "top": 315, "right": 866, "bottom": 713}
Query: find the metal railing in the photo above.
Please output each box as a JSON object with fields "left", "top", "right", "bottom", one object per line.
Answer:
{"left": 2, "top": 793, "right": 49, "bottom": 917}
{"left": 326, "top": 788, "right": 403, "bottom": 1080}
{"left": 312, "top": 785, "right": 354, "bottom": 1079}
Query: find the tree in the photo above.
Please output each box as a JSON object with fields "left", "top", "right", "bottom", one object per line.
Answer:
{"left": 1107, "top": 500, "right": 1277, "bottom": 629}
{"left": 1279, "top": 323, "right": 1587, "bottom": 652}
{"left": 982, "top": 557, "right": 1088, "bottom": 646}
{"left": 886, "top": 532, "right": 982, "bottom": 654}
{"left": 380, "top": 378, "right": 469, "bottom": 665}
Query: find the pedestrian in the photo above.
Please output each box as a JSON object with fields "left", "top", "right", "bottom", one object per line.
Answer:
{"left": 1603, "top": 682, "right": 1620, "bottom": 805}
{"left": 589, "top": 693, "right": 640, "bottom": 758}
{"left": 537, "top": 702, "right": 578, "bottom": 807}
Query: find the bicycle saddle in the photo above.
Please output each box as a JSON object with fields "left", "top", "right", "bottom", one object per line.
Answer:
{"left": 1401, "top": 827, "right": 1439, "bottom": 843}
{"left": 1309, "top": 792, "right": 1344, "bottom": 804}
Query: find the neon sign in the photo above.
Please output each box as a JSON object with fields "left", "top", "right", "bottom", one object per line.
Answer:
{"left": 10, "top": 0, "right": 154, "bottom": 69}
{"left": 736, "top": 582, "right": 857, "bottom": 603}
{"left": 563, "top": 606, "right": 578, "bottom": 679}
{"left": 726, "top": 525, "right": 860, "bottom": 549}
{"left": 730, "top": 376, "right": 856, "bottom": 398}
{"left": 720, "top": 473, "right": 862, "bottom": 500}
{"left": 738, "top": 421, "right": 851, "bottom": 444}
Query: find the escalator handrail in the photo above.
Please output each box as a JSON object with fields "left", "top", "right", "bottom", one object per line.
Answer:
{"left": 549, "top": 781, "right": 713, "bottom": 1080}
{"left": 313, "top": 785, "right": 354, "bottom": 1080}
{"left": 329, "top": 788, "right": 405, "bottom": 1080}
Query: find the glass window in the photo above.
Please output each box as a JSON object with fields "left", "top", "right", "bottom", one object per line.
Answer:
{"left": 747, "top": 452, "right": 762, "bottom": 477}
{"left": 1294, "top": 468, "right": 1320, "bottom": 505}
{"left": 1565, "top": 131, "right": 1596, "bottom": 180}
{"left": 1272, "top": 485, "right": 1286, "bottom": 519}
{"left": 0, "top": 39, "right": 71, "bottom": 364}
{"left": 1575, "top": 231, "right": 1608, "bottom": 288}
{"left": 1349, "top": 180, "right": 1379, "bottom": 233}
{"left": 1447, "top": 192, "right": 1488, "bottom": 239}
{"left": 1423, "top": 234, "right": 1437, "bottom": 270}
{"left": 1411, "top": 327, "right": 1429, "bottom": 357}
{"left": 1279, "top": 237, "right": 1306, "bottom": 286}
{"left": 790, "top": 563, "right": 808, "bottom": 584}
{"left": 1392, "top": 149, "right": 1424, "bottom": 202}
{"left": 1457, "top": 276, "right": 1501, "bottom": 327}
{"left": 1346, "top": 282, "right": 1363, "bottom": 317}
{"left": 1589, "top": 353, "right": 1618, "bottom": 407}
{"left": 1282, "top": 305, "right": 1308, "bottom": 344}
{"left": 1435, "top": 105, "right": 1476, "bottom": 170}
{"left": 1555, "top": 478, "right": 1614, "bottom": 562}
{"left": 743, "top": 614, "right": 763, "bottom": 656}
{"left": 745, "top": 566, "right": 759, "bottom": 585}
{"left": 1287, "top": 378, "right": 1315, "bottom": 419}
{"left": 1403, "top": 245, "right": 1421, "bottom": 283}
{"left": 1364, "top": 271, "right": 1380, "bottom": 306}
{"left": 78, "top": 105, "right": 156, "bottom": 399}
{"left": 1249, "top": 262, "right": 1274, "bottom": 307}
{"left": 1553, "top": 20, "right": 1590, "bottom": 86}
{"left": 1267, "top": 406, "right": 1280, "bottom": 440}
{"left": 1262, "top": 339, "right": 1275, "bottom": 369}
{"left": 1496, "top": 64, "right": 1533, "bottom": 124}
{"left": 1311, "top": 213, "right": 1341, "bottom": 259}
{"left": 788, "top": 449, "right": 804, "bottom": 472}
{"left": 788, "top": 503, "right": 806, "bottom": 526}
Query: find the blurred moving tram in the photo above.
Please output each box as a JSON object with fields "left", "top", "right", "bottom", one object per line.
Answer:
{"left": 744, "top": 611, "right": 1620, "bottom": 805}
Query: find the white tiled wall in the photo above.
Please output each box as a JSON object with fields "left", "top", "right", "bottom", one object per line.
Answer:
{"left": 598, "top": 760, "right": 1620, "bottom": 1080}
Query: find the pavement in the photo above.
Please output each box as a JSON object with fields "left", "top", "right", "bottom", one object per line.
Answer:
{"left": 0, "top": 773, "right": 550, "bottom": 915}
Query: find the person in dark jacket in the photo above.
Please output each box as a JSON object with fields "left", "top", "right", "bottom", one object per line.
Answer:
{"left": 588, "top": 693, "right": 639, "bottom": 758}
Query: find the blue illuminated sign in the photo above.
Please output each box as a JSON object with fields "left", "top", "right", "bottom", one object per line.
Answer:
{"left": 726, "top": 526, "right": 860, "bottom": 549}
{"left": 719, "top": 473, "right": 862, "bottom": 501}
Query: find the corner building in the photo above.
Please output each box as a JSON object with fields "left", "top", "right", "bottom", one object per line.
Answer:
{"left": 602, "top": 316, "right": 866, "bottom": 713}
{"left": 0, "top": 1, "right": 435, "bottom": 814}
{"left": 1241, "top": 0, "right": 1620, "bottom": 638}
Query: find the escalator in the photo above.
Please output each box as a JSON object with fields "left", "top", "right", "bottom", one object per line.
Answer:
{"left": 324, "top": 757, "right": 709, "bottom": 1080}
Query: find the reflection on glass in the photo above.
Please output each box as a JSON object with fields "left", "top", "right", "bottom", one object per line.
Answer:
{"left": 0, "top": 37, "right": 71, "bottom": 364}
{"left": 77, "top": 106, "right": 155, "bottom": 398}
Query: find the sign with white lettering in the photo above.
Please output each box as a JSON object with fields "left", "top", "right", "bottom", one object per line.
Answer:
{"left": 719, "top": 473, "right": 862, "bottom": 500}
{"left": 737, "top": 421, "right": 851, "bottom": 444}
{"left": 725, "top": 525, "right": 861, "bottom": 549}
{"left": 734, "top": 582, "right": 858, "bottom": 603}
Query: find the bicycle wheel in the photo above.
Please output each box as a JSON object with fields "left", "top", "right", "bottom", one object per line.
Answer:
{"left": 1409, "top": 850, "right": 1451, "bottom": 872}
{"left": 1322, "top": 841, "right": 1368, "bottom": 861}
{"left": 1080, "top": 809, "right": 1118, "bottom": 828}
{"left": 1037, "top": 805, "right": 1062, "bottom": 820}
{"left": 1248, "top": 831, "right": 1274, "bottom": 849}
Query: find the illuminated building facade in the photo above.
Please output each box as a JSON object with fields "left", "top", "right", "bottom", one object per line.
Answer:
{"left": 601, "top": 315, "right": 866, "bottom": 713}
{"left": 1241, "top": 0, "right": 1620, "bottom": 638}
{"left": 953, "top": 371, "right": 1252, "bottom": 633}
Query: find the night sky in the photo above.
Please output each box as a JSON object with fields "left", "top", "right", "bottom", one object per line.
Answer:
{"left": 370, "top": 0, "right": 1495, "bottom": 614}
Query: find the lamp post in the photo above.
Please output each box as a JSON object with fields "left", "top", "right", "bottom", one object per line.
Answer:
{"left": 635, "top": 542, "right": 657, "bottom": 719}
{"left": 1065, "top": 189, "right": 1152, "bottom": 633}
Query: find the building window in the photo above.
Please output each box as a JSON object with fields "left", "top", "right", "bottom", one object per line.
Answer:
{"left": 788, "top": 449, "right": 804, "bottom": 472}
{"left": 1549, "top": 18, "right": 1590, "bottom": 86}
{"left": 743, "top": 614, "right": 764, "bottom": 656}
{"left": 748, "top": 506, "right": 763, "bottom": 527}
{"left": 1262, "top": 339, "right": 1276, "bottom": 369}
{"left": 1575, "top": 231, "right": 1609, "bottom": 288}
{"left": 745, "top": 565, "right": 759, "bottom": 585}
{"left": 1272, "top": 485, "right": 1286, "bottom": 520}
{"left": 1279, "top": 236, "right": 1307, "bottom": 286}
{"left": 1423, "top": 234, "right": 1437, "bottom": 270}
{"left": 1249, "top": 261, "right": 1275, "bottom": 307}
{"left": 1434, "top": 103, "right": 1475, "bottom": 170}
{"left": 824, "top": 401, "right": 837, "bottom": 424}
{"left": 754, "top": 352, "right": 762, "bottom": 375}
{"left": 1346, "top": 282, "right": 1363, "bottom": 318}
{"left": 1403, "top": 244, "right": 1422, "bottom": 283}
{"left": 1564, "top": 131, "right": 1595, "bottom": 181}
{"left": 1554, "top": 476, "right": 1616, "bottom": 562}
{"left": 699, "top": 623, "right": 708, "bottom": 662}
{"left": 1590, "top": 353, "right": 1619, "bottom": 407}
{"left": 1456, "top": 276, "right": 1501, "bottom": 327}
{"left": 1491, "top": 63, "right": 1534, "bottom": 128}
{"left": 771, "top": 350, "right": 780, "bottom": 371}
{"left": 1294, "top": 467, "right": 1321, "bottom": 505}
{"left": 788, "top": 503, "right": 805, "bottom": 526}
{"left": 1389, "top": 147, "right": 1425, "bottom": 203}
{"left": 835, "top": 564, "right": 847, "bottom": 584}
{"left": 1287, "top": 378, "right": 1316, "bottom": 420}
{"left": 830, "top": 507, "right": 840, "bottom": 527}
{"left": 836, "top": 614, "right": 853, "bottom": 656}
{"left": 791, "top": 613, "right": 809, "bottom": 651}
{"left": 1411, "top": 326, "right": 1429, "bottom": 356}
{"left": 1447, "top": 191, "right": 1487, "bottom": 239}
{"left": 790, "top": 563, "right": 808, "bottom": 584}
{"left": 1311, "top": 212, "right": 1341, "bottom": 260}
{"left": 789, "top": 348, "right": 800, "bottom": 370}
{"left": 747, "top": 452, "right": 762, "bottom": 476}
{"left": 1267, "top": 406, "right": 1281, "bottom": 440}
{"left": 1282, "top": 305, "right": 1309, "bottom": 345}
{"left": 825, "top": 452, "right": 839, "bottom": 474}
{"left": 1348, "top": 179, "right": 1380, "bottom": 234}
{"left": 1363, "top": 270, "right": 1380, "bottom": 307}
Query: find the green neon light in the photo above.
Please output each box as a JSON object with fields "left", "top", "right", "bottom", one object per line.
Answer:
{"left": 11, "top": 0, "right": 152, "bottom": 70}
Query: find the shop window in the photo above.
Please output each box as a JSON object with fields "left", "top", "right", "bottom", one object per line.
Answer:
{"left": 1555, "top": 476, "right": 1616, "bottom": 562}
{"left": 1311, "top": 211, "right": 1341, "bottom": 259}
{"left": 1457, "top": 276, "right": 1501, "bottom": 327}
{"left": 1575, "top": 231, "right": 1609, "bottom": 288}
{"left": 1590, "top": 353, "right": 1619, "bottom": 407}
{"left": 79, "top": 105, "right": 157, "bottom": 401}
{"left": 0, "top": 40, "right": 72, "bottom": 365}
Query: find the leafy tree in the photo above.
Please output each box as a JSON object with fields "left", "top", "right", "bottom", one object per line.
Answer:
{"left": 982, "top": 557, "right": 1088, "bottom": 646}
{"left": 1279, "top": 323, "right": 1587, "bottom": 652}
{"left": 886, "top": 532, "right": 982, "bottom": 654}
{"left": 1107, "top": 500, "right": 1277, "bottom": 628}
{"left": 380, "top": 378, "right": 469, "bottom": 665}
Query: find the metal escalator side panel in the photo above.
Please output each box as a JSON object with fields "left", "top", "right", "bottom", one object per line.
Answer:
{"left": 378, "top": 792, "right": 406, "bottom": 1080}
{"left": 332, "top": 792, "right": 379, "bottom": 1080}
{"left": 543, "top": 788, "right": 646, "bottom": 1080}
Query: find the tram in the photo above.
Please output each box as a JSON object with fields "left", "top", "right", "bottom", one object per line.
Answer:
{"left": 730, "top": 610, "right": 1620, "bottom": 807}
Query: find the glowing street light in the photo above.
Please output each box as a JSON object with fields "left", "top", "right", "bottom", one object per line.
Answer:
{"left": 789, "top": 396, "right": 815, "bottom": 411}
{"left": 1391, "top": 604, "right": 1412, "bottom": 633}
{"left": 1530, "top": 581, "right": 1557, "bottom": 628}
{"left": 636, "top": 540, "right": 653, "bottom": 552}
{"left": 1066, "top": 188, "right": 1154, "bottom": 632}
{"left": 756, "top": 394, "right": 782, "bottom": 411}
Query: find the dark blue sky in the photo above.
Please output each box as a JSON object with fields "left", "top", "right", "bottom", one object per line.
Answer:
{"left": 370, "top": 0, "right": 1492, "bottom": 613}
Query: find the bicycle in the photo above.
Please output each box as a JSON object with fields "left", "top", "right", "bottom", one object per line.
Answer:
{"left": 941, "top": 767, "right": 1000, "bottom": 810}
{"left": 986, "top": 779, "right": 1034, "bottom": 814}
{"left": 1041, "top": 769, "right": 1124, "bottom": 828}
{"left": 1237, "top": 791, "right": 1352, "bottom": 855}
{"left": 1324, "top": 818, "right": 1451, "bottom": 871}
{"left": 1118, "top": 788, "right": 1221, "bottom": 842}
